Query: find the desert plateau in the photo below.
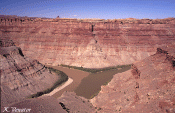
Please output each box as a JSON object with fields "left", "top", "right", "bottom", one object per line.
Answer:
{"left": 0, "top": 15, "right": 175, "bottom": 113}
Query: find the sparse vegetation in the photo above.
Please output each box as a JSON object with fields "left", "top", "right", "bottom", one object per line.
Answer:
{"left": 28, "top": 67, "right": 68, "bottom": 98}
{"left": 59, "top": 64, "right": 131, "bottom": 73}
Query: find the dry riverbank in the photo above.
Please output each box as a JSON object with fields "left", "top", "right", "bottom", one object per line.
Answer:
{"left": 43, "top": 77, "right": 73, "bottom": 96}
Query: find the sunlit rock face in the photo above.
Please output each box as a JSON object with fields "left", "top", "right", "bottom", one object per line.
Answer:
{"left": 57, "top": 92, "right": 96, "bottom": 113}
{"left": 0, "top": 37, "right": 59, "bottom": 107}
{"left": 91, "top": 45, "right": 175, "bottom": 113}
{"left": 0, "top": 16, "right": 175, "bottom": 68}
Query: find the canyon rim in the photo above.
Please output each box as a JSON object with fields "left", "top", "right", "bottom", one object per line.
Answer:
{"left": 1, "top": 16, "right": 175, "bottom": 68}
{"left": 0, "top": 15, "right": 175, "bottom": 113}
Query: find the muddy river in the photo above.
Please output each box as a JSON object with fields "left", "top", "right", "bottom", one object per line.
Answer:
{"left": 47, "top": 65, "right": 131, "bottom": 99}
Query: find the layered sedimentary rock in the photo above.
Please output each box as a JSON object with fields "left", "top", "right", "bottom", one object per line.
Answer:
{"left": 1, "top": 16, "right": 174, "bottom": 68}
{"left": 0, "top": 37, "right": 95, "bottom": 113}
{"left": 1, "top": 15, "right": 175, "bottom": 112}
{"left": 91, "top": 46, "right": 175, "bottom": 113}
{"left": 0, "top": 37, "right": 59, "bottom": 107}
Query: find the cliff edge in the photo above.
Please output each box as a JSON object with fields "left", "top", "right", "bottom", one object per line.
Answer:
{"left": 0, "top": 37, "right": 59, "bottom": 107}
{"left": 91, "top": 45, "right": 175, "bottom": 113}
{"left": 1, "top": 17, "right": 174, "bottom": 68}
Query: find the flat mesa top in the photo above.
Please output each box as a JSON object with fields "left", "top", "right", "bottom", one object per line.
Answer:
{"left": 0, "top": 15, "right": 174, "bottom": 23}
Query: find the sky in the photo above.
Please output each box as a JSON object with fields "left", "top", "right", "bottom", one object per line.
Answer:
{"left": 0, "top": 0, "right": 174, "bottom": 19}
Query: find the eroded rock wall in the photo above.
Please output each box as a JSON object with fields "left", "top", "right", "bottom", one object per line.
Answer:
{"left": 0, "top": 17, "right": 175, "bottom": 68}
{"left": 0, "top": 37, "right": 94, "bottom": 113}
{"left": 91, "top": 46, "right": 175, "bottom": 113}
{"left": 0, "top": 37, "right": 59, "bottom": 107}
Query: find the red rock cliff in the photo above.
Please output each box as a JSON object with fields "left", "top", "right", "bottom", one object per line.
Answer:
{"left": 0, "top": 37, "right": 59, "bottom": 107}
{"left": 0, "top": 17, "right": 175, "bottom": 68}
{"left": 91, "top": 45, "right": 175, "bottom": 113}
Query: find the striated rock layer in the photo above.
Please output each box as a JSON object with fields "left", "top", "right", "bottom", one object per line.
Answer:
{"left": 0, "top": 37, "right": 59, "bottom": 107}
{"left": 91, "top": 46, "right": 175, "bottom": 113}
{"left": 1, "top": 16, "right": 174, "bottom": 68}
{"left": 0, "top": 37, "right": 95, "bottom": 113}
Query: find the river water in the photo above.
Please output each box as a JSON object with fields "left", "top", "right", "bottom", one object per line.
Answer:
{"left": 74, "top": 66, "right": 131, "bottom": 99}
{"left": 47, "top": 65, "right": 131, "bottom": 99}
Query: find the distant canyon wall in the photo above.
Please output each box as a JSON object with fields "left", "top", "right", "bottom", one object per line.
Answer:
{"left": 0, "top": 17, "right": 175, "bottom": 68}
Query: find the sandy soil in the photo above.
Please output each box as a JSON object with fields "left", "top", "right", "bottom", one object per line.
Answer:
{"left": 43, "top": 77, "right": 73, "bottom": 96}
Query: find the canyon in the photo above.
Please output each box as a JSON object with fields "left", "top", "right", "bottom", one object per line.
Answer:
{"left": 0, "top": 37, "right": 58, "bottom": 106}
{"left": 1, "top": 16, "right": 175, "bottom": 68}
{"left": 0, "top": 36, "right": 95, "bottom": 113}
{"left": 91, "top": 46, "right": 175, "bottom": 113}
{"left": 1, "top": 16, "right": 175, "bottom": 113}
